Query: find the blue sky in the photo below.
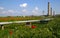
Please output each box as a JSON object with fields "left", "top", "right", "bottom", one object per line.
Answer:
{"left": 0, "top": 0, "right": 60, "bottom": 16}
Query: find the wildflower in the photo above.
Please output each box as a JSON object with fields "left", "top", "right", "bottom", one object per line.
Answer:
{"left": 31, "top": 25, "right": 36, "bottom": 29}
{"left": 9, "top": 30, "right": 13, "bottom": 36}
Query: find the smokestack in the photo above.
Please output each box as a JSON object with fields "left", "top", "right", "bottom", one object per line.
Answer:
{"left": 53, "top": 11, "right": 55, "bottom": 16}
{"left": 50, "top": 7, "right": 52, "bottom": 16}
{"left": 43, "top": 10, "right": 44, "bottom": 15}
{"left": 48, "top": 2, "right": 51, "bottom": 16}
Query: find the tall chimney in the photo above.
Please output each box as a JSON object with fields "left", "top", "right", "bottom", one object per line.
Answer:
{"left": 53, "top": 11, "right": 55, "bottom": 16}
{"left": 48, "top": 2, "right": 51, "bottom": 16}
{"left": 50, "top": 7, "right": 52, "bottom": 16}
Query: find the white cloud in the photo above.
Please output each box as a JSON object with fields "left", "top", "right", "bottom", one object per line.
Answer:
{"left": 32, "top": 10, "right": 38, "bottom": 15}
{"left": 32, "top": 6, "right": 40, "bottom": 15}
{"left": 0, "top": 10, "right": 19, "bottom": 16}
{"left": 0, "top": 7, "right": 4, "bottom": 10}
{"left": 1, "top": 10, "right": 16, "bottom": 14}
{"left": 20, "top": 3, "right": 27, "bottom": 8}
{"left": 8, "top": 10, "right": 15, "bottom": 13}
{"left": 21, "top": 9, "right": 27, "bottom": 13}
{"left": 1, "top": 11, "right": 6, "bottom": 13}
{"left": 34, "top": 6, "right": 39, "bottom": 11}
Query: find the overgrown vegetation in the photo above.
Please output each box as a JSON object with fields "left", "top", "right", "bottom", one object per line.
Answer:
{"left": 0, "top": 16, "right": 60, "bottom": 38}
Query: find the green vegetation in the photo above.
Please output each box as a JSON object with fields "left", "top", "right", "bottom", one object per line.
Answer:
{"left": 0, "top": 16, "right": 43, "bottom": 22}
{"left": 0, "top": 16, "right": 60, "bottom": 38}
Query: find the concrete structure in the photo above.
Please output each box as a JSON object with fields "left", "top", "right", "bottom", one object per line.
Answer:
{"left": 48, "top": 2, "right": 52, "bottom": 16}
{"left": 48, "top": 2, "right": 50, "bottom": 16}
{"left": 25, "top": 22, "right": 31, "bottom": 28}
{"left": 53, "top": 11, "right": 55, "bottom": 16}
{"left": 0, "top": 18, "right": 52, "bottom": 30}
{"left": 43, "top": 10, "right": 44, "bottom": 15}
{"left": 1, "top": 25, "right": 4, "bottom": 30}
{"left": 50, "top": 7, "right": 52, "bottom": 16}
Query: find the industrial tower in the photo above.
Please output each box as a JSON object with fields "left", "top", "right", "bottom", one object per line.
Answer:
{"left": 48, "top": 2, "right": 52, "bottom": 16}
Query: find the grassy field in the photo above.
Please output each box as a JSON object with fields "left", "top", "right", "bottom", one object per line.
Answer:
{"left": 0, "top": 16, "right": 60, "bottom": 38}
{"left": 0, "top": 16, "right": 43, "bottom": 22}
